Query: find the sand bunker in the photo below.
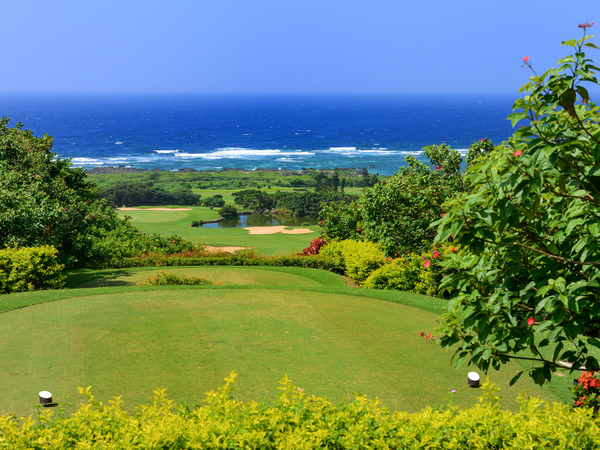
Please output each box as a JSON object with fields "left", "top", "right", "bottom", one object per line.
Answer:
{"left": 243, "top": 226, "right": 315, "bottom": 235}
{"left": 116, "top": 207, "right": 193, "bottom": 211}
{"left": 204, "top": 246, "right": 252, "bottom": 254}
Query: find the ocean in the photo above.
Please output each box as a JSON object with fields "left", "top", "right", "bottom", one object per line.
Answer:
{"left": 0, "top": 93, "right": 519, "bottom": 176}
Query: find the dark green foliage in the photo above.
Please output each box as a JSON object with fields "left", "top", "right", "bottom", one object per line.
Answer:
{"left": 98, "top": 182, "right": 201, "bottom": 206}
{"left": 202, "top": 196, "right": 226, "bottom": 208}
{"left": 233, "top": 189, "right": 357, "bottom": 217}
{"left": 273, "top": 191, "right": 357, "bottom": 217}
{"left": 0, "top": 118, "right": 196, "bottom": 268}
{"left": 232, "top": 189, "right": 275, "bottom": 210}
{"left": 319, "top": 201, "right": 363, "bottom": 241}
{"left": 218, "top": 204, "right": 240, "bottom": 219}
{"left": 435, "top": 30, "right": 600, "bottom": 384}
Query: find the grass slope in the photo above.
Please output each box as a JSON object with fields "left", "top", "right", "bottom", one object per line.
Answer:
{"left": 0, "top": 266, "right": 563, "bottom": 417}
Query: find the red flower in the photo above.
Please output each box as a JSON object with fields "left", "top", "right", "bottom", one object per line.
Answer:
{"left": 356, "top": 228, "right": 360, "bottom": 232}
{"left": 522, "top": 56, "right": 530, "bottom": 62}
{"left": 578, "top": 22, "right": 594, "bottom": 29}
{"left": 514, "top": 150, "right": 522, "bottom": 157}
{"left": 436, "top": 166, "right": 441, "bottom": 170}
{"left": 441, "top": 213, "right": 446, "bottom": 218}
{"left": 425, "top": 334, "right": 432, "bottom": 339}
{"left": 527, "top": 317, "right": 535, "bottom": 326}
{"left": 433, "top": 251, "right": 439, "bottom": 259}
{"left": 424, "top": 259, "right": 431, "bottom": 268}
{"left": 451, "top": 247, "right": 456, "bottom": 253}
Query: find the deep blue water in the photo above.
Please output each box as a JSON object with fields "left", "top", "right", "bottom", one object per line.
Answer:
{"left": 0, "top": 93, "right": 519, "bottom": 176}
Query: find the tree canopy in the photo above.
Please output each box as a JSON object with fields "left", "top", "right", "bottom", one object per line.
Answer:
{"left": 435, "top": 27, "right": 600, "bottom": 384}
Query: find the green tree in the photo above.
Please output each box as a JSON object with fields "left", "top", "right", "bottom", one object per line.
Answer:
{"left": 219, "top": 204, "right": 240, "bottom": 220}
{"left": 0, "top": 118, "right": 194, "bottom": 267}
{"left": 435, "top": 25, "right": 600, "bottom": 385}
{"left": 359, "top": 144, "right": 466, "bottom": 256}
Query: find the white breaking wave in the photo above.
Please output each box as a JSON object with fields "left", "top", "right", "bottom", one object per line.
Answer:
{"left": 154, "top": 150, "right": 180, "bottom": 154}
{"left": 71, "top": 158, "right": 104, "bottom": 165}
{"left": 329, "top": 147, "right": 357, "bottom": 151}
{"left": 174, "top": 148, "right": 315, "bottom": 160}
{"left": 115, "top": 142, "right": 124, "bottom": 145}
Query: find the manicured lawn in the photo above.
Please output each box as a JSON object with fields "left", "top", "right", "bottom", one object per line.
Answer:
{"left": 0, "top": 281, "right": 560, "bottom": 417}
{"left": 65, "top": 266, "right": 349, "bottom": 289}
{"left": 117, "top": 207, "right": 318, "bottom": 255}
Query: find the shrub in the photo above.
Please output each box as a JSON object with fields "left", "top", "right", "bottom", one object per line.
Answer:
{"left": 218, "top": 204, "right": 239, "bottom": 220}
{"left": 85, "top": 252, "right": 341, "bottom": 272}
{"left": 202, "top": 196, "right": 226, "bottom": 208}
{"left": 0, "top": 246, "right": 65, "bottom": 293}
{"left": 299, "top": 237, "right": 326, "bottom": 256}
{"left": 137, "top": 270, "right": 221, "bottom": 286}
{"left": 320, "top": 239, "right": 385, "bottom": 283}
{"left": 3, "top": 376, "right": 600, "bottom": 448}
{"left": 363, "top": 245, "right": 456, "bottom": 297}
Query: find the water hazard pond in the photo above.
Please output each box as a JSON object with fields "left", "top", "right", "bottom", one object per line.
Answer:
{"left": 200, "top": 215, "right": 319, "bottom": 229}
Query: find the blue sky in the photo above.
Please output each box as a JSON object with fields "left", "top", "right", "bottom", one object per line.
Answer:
{"left": 1, "top": 0, "right": 598, "bottom": 94}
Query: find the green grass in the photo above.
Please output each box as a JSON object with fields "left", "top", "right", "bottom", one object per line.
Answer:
{"left": 64, "top": 266, "right": 349, "bottom": 289}
{"left": 118, "top": 207, "right": 318, "bottom": 255}
{"left": 0, "top": 264, "right": 570, "bottom": 417}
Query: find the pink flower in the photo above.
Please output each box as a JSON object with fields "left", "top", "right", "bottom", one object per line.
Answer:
{"left": 433, "top": 251, "right": 439, "bottom": 259}
{"left": 527, "top": 317, "right": 535, "bottom": 326}
{"left": 424, "top": 259, "right": 431, "bottom": 268}
{"left": 514, "top": 150, "right": 522, "bottom": 157}
{"left": 451, "top": 247, "right": 456, "bottom": 253}
{"left": 425, "top": 334, "right": 432, "bottom": 339}
{"left": 441, "top": 213, "right": 446, "bottom": 218}
{"left": 451, "top": 390, "right": 456, "bottom": 394}
{"left": 522, "top": 56, "right": 530, "bottom": 62}
{"left": 579, "top": 22, "right": 594, "bottom": 29}
{"left": 356, "top": 228, "right": 360, "bottom": 232}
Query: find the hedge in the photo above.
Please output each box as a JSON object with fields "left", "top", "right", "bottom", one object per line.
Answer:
{"left": 85, "top": 253, "right": 342, "bottom": 272}
{"left": 1, "top": 375, "right": 598, "bottom": 448}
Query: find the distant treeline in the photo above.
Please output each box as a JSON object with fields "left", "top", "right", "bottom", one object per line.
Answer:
{"left": 233, "top": 189, "right": 359, "bottom": 217}
{"left": 98, "top": 182, "right": 201, "bottom": 207}
{"left": 88, "top": 167, "right": 380, "bottom": 192}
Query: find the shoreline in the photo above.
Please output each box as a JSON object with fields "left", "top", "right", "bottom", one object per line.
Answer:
{"left": 85, "top": 166, "right": 375, "bottom": 176}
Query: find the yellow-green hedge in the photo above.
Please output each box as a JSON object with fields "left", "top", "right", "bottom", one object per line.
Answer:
{"left": 0, "top": 245, "right": 65, "bottom": 294}
{"left": 1, "top": 375, "right": 598, "bottom": 449}
{"left": 320, "top": 239, "right": 385, "bottom": 283}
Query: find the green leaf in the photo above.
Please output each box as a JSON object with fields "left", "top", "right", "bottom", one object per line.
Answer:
{"left": 509, "top": 371, "right": 525, "bottom": 386}
{"left": 547, "top": 327, "right": 563, "bottom": 344}
{"left": 561, "top": 39, "right": 577, "bottom": 47}
{"left": 557, "top": 55, "right": 575, "bottom": 64}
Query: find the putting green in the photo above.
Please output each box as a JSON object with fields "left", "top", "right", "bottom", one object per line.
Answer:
{"left": 0, "top": 287, "right": 556, "bottom": 416}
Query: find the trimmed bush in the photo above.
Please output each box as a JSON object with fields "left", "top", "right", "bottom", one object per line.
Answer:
{"left": 136, "top": 270, "right": 221, "bottom": 286}
{"left": 320, "top": 239, "right": 385, "bottom": 283}
{"left": 364, "top": 244, "right": 457, "bottom": 297}
{"left": 86, "top": 253, "right": 341, "bottom": 272}
{"left": 2, "top": 376, "right": 600, "bottom": 448}
{"left": 0, "top": 246, "right": 65, "bottom": 293}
